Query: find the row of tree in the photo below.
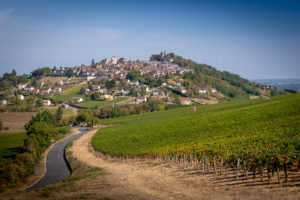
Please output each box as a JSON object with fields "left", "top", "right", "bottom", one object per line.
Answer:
{"left": 0, "top": 110, "right": 69, "bottom": 192}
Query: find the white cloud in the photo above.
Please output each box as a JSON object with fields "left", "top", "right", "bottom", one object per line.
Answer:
{"left": 0, "top": 8, "right": 13, "bottom": 23}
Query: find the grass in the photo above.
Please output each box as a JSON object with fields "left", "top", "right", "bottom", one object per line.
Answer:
{"left": 92, "top": 94, "right": 300, "bottom": 158}
{"left": 46, "top": 108, "right": 74, "bottom": 115}
{"left": 0, "top": 132, "right": 26, "bottom": 165}
{"left": 77, "top": 97, "right": 129, "bottom": 108}
{"left": 53, "top": 83, "right": 87, "bottom": 102}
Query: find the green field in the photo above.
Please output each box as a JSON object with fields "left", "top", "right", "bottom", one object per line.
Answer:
{"left": 53, "top": 83, "right": 87, "bottom": 102}
{"left": 0, "top": 132, "right": 26, "bottom": 165}
{"left": 92, "top": 94, "right": 300, "bottom": 169}
{"left": 46, "top": 108, "right": 74, "bottom": 115}
{"left": 77, "top": 97, "right": 129, "bottom": 108}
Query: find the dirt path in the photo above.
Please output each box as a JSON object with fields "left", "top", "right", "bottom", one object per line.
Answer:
{"left": 70, "top": 127, "right": 300, "bottom": 200}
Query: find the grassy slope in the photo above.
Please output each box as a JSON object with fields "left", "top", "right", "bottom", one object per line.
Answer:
{"left": 92, "top": 94, "right": 300, "bottom": 156}
{"left": 47, "top": 108, "right": 74, "bottom": 115}
{"left": 0, "top": 132, "right": 26, "bottom": 165}
{"left": 77, "top": 97, "right": 129, "bottom": 108}
{"left": 53, "top": 83, "right": 87, "bottom": 102}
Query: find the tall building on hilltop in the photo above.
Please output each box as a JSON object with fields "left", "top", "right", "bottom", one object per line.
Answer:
{"left": 111, "top": 56, "right": 117, "bottom": 64}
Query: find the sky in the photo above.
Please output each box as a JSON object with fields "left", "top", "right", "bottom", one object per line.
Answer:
{"left": 0, "top": 0, "right": 300, "bottom": 79}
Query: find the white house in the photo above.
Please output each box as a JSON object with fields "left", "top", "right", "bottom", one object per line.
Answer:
{"left": 198, "top": 87, "right": 207, "bottom": 94}
{"left": 87, "top": 76, "right": 96, "bottom": 81}
{"left": 71, "top": 97, "right": 84, "bottom": 103}
{"left": 18, "top": 95, "right": 25, "bottom": 100}
{"left": 104, "top": 94, "right": 113, "bottom": 100}
{"left": 18, "top": 83, "right": 27, "bottom": 90}
{"left": 24, "top": 85, "right": 34, "bottom": 92}
{"left": 0, "top": 100, "right": 7, "bottom": 105}
{"left": 179, "top": 97, "right": 192, "bottom": 105}
{"left": 135, "top": 97, "right": 147, "bottom": 103}
{"left": 43, "top": 99, "right": 51, "bottom": 106}
{"left": 180, "top": 88, "right": 187, "bottom": 94}
{"left": 210, "top": 88, "right": 217, "bottom": 93}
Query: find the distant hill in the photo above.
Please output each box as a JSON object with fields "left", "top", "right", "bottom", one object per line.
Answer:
{"left": 150, "top": 52, "right": 279, "bottom": 99}
{"left": 253, "top": 79, "right": 300, "bottom": 92}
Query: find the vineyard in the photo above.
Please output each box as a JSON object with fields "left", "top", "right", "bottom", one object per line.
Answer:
{"left": 92, "top": 94, "right": 300, "bottom": 184}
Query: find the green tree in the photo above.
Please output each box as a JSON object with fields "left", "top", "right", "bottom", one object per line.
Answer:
{"left": 91, "top": 58, "right": 96, "bottom": 68}
{"left": 12, "top": 69, "right": 17, "bottom": 76}
{"left": 36, "top": 99, "right": 43, "bottom": 107}
{"left": 25, "top": 110, "right": 56, "bottom": 130}
{"left": 55, "top": 107, "right": 63, "bottom": 123}
{"left": 79, "top": 87, "right": 86, "bottom": 95}
{"left": 140, "top": 86, "right": 146, "bottom": 96}
{"left": 66, "top": 68, "right": 74, "bottom": 78}
{"left": 129, "top": 88, "right": 137, "bottom": 97}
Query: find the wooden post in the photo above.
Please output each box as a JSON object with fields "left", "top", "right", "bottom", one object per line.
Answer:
{"left": 244, "top": 160, "right": 248, "bottom": 180}
{"left": 202, "top": 157, "right": 205, "bottom": 172}
{"left": 267, "top": 169, "right": 271, "bottom": 182}
{"left": 236, "top": 158, "right": 240, "bottom": 180}
{"left": 220, "top": 157, "right": 223, "bottom": 176}
{"left": 284, "top": 165, "right": 288, "bottom": 183}
{"left": 259, "top": 164, "right": 264, "bottom": 183}
{"left": 213, "top": 157, "right": 217, "bottom": 174}
{"left": 277, "top": 168, "right": 281, "bottom": 185}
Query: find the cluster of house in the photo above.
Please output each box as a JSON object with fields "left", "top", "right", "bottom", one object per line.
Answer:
{"left": 52, "top": 55, "right": 193, "bottom": 81}
{"left": 17, "top": 82, "right": 63, "bottom": 96}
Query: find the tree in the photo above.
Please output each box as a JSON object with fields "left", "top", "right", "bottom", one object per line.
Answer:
{"left": 0, "top": 121, "right": 3, "bottom": 130}
{"left": 25, "top": 110, "right": 56, "bottom": 130}
{"left": 31, "top": 77, "right": 37, "bottom": 87}
{"left": 36, "top": 99, "right": 43, "bottom": 107}
{"left": 55, "top": 107, "right": 63, "bottom": 123}
{"left": 140, "top": 86, "right": 146, "bottom": 96}
{"left": 31, "top": 67, "right": 51, "bottom": 78}
{"left": 87, "top": 116, "right": 100, "bottom": 128}
{"left": 66, "top": 68, "right": 74, "bottom": 78}
{"left": 105, "top": 79, "right": 116, "bottom": 89}
{"left": 129, "top": 88, "right": 137, "bottom": 97}
{"left": 91, "top": 58, "right": 96, "bottom": 68}
{"left": 79, "top": 87, "right": 86, "bottom": 95}
{"left": 91, "top": 92, "right": 101, "bottom": 100}
{"left": 12, "top": 69, "right": 17, "bottom": 76}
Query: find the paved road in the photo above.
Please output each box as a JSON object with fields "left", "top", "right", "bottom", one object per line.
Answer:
{"left": 29, "top": 127, "right": 88, "bottom": 189}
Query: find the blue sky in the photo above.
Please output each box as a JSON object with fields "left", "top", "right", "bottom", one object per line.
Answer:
{"left": 0, "top": 0, "right": 299, "bottom": 79}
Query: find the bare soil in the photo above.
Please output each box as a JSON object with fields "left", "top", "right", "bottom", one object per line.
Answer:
{"left": 0, "top": 112, "right": 36, "bottom": 133}
{"left": 37, "top": 77, "right": 69, "bottom": 85}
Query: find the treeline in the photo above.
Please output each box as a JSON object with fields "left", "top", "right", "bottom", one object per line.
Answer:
{"left": 150, "top": 52, "right": 282, "bottom": 98}
{"left": 0, "top": 110, "right": 69, "bottom": 192}
{"left": 96, "top": 101, "right": 166, "bottom": 119}
{"left": 0, "top": 70, "right": 29, "bottom": 91}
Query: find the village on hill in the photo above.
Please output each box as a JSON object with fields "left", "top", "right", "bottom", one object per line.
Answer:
{"left": 1, "top": 52, "right": 241, "bottom": 112}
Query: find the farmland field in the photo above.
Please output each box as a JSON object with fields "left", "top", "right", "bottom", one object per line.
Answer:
{"left": 53, "top": 83, "right": 87, "bottom": 102}
{"left": 0, "top": 132, "right": 26, "bottom": 165}
{"left": 92, "top": 94, "right": 300, "bottom": 171}
{"left": 0, "top": 112, "right": 36, "bottom": 133}
{"left": 77, "top": 97, "right": 129, "bottom": 108}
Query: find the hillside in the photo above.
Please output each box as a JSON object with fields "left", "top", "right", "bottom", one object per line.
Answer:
{"left": 150, "top": 52, "right": 277, "bottom": 99}
{"left": 92, "top": 94, "right": 300, "bottom": 174}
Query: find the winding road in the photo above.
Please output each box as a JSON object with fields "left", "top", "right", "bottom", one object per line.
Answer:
{"left": 28, "top": 127, "right": 88, "bottom": 189}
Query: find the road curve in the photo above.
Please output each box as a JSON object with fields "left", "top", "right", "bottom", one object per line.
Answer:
{"left": 28, "top": 127, "right": 88, "bottom": 189}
